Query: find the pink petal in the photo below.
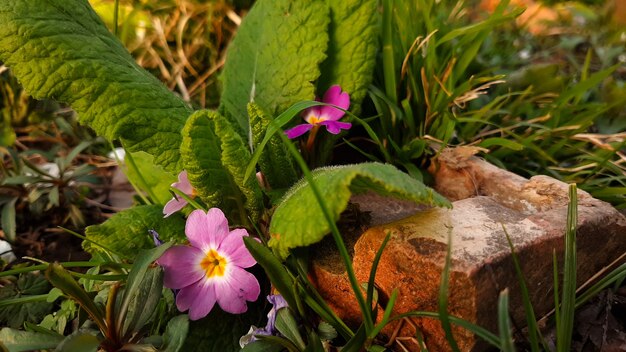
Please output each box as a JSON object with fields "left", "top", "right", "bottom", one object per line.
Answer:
{"left": 163, "top": 197, "right": 188, "bottom": 218}
{"left": 173, "top": 170, "right": 194, "bottom": 195}
{"left": 320, "top": 120, "right": 352, "bottom": 134}
{"left": 215, "top": 267, "right": 260, "bottom": 314}
{"left": 186, "top": 208, "right": 230, "bottom": 250}
{"left": 320, "top": 85, "right": 350, "bottom": 121}
{"left": 284, "top": 124, "right": 314, "bottom": 139}
{"left": 176, "top": 281, "right": 217, "bottom": 320}
{"left": 157, "top": 246, "right": 205, "bottom": 289}
{"left": 219, "top": 229, "right": 256, "bottom": 268}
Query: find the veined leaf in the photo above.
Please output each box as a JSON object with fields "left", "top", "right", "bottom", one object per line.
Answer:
{"left": 83, "top": 205, "right": 186, "bottom": 258}
{"left": 0, "top": 0, "right": 191, "bottom": 171}
{"left": 318, "top": 0, "right": 379, "bottom": 114}
{"left": 181, "top": 110, "right": 262, "bottom": 225}
{"left": 248, "top": 103, "right": 298, "bottom": 190}
{"left": 219, "top": 0, "right": 329, "bottom": 135}
{"left": 269, "top": 163, "right": 451, "bottom": 259}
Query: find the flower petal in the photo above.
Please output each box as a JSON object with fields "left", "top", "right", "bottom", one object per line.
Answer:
{"left": 320, "top": 120, "right": 352, "bottom": 134}
{"left": 163, "top": 197, "right": 188, "bottom": 218}
{"left": 173, "top": 170, "right": 194, "bottom": 195}
{"left": 219, "top": 228, "right": 256, "bottom": 268}
{"left": 186, "top": 208, "right": 229, "bottom": 250}
{"left": 176, "top": 281, "right": 217, "bottom": 320}
{"left": 284, "top": 124, "right": 314, "bottom": 139}
{"left": 157, "top": 245, "right": 205, "bottom": 289}
{"left": 320, "top": 85, "right": 350, "bottom": 121}
{"left": 215, "top": 267, "right": 260, "bottom": 314}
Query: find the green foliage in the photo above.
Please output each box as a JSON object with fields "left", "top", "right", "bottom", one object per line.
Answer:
{"left": 180, "top": 110, "right": 262, "bottom": 225}
{"left": 124, "top": 151, "right": 177, "bottom": 205}
{"left": 317, "top": 0, "right": 379, "bottom": 115}
{"left": 0, "top": 328, "right": 64, "bottom": 352}
{"left": 182, "top": 299, "right": 265, "bottom": 352}
{"left": 0, "top": 0, "right": 191, "bottom": 172}
{"left": 248, "top": 103, "right": 299, "bottom": 191}
{"left": 269, "top": 162, "right": 450, "bottom": 259}
{"left": 0, "top": 273, "right": 53, "bottom": 329}
{"left": 219, "top": 0, "right": 329, "bottom": 135}
{"left": 83, "top": 205, "right": 186, "bottom": 258}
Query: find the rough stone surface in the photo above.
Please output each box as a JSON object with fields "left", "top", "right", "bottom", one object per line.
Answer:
{"left": 310, "top": 148, "right": 626, "bottom": 351}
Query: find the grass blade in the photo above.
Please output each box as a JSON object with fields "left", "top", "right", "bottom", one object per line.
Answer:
{"left": 498, "top": 289, "right": 516, "bottom": 352}
{"left": 557, "top": 184, "right": 578, "bottom": 352}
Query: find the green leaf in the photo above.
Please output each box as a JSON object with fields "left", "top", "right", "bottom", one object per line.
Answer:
{"left": 318, "top": 0, "right": 379, "bottom": 114}
{"left": 124, "top": 151, "right": 177, "bottom": 205}
{"left": 0, "top": 273, "right": 53, "bottom": 328}
{"left": 243, "top": 237, "right": 297, "bottom": 310}
{"left": 121, "top": 267, "right": 165, "bottom": 338}
{"left": 0, "top": 0, "right": 191, "bottom": 171}
{"left": 161, "top": 315, "right": 189, "bottom": 352}
{"left": 180, "top": 110, "right": 262, "bottom": 225}
{"left": 269, "top": 163, "right": 450, "bottom": 258}
{"left": 274, "top": 309, "right": 305, "bottom": 350}
{"left": 248, "top": 103, "right": 298, "bottom": 190}
{"left": 83, "top": 205, "right": 186, "bottom": 258}
{"left": 0, "top": 198, "right": 17, "bottom": 242}
{"left": 117, "top": 244, "right": 171, "bottom": 339}
{"left": 45, "top": 263, "right": 107, "bottom": 335}
{"left": 219, "top": 0, "right": 329, "bottom": 135}
{"left": 56, "top": 331, "right": 100, "bottom": 352}
{"left": 0, "top": 328, "right": 63, "bottom": 352}
{"left": 182, "top": 299, "right": 265, "bottom": 352}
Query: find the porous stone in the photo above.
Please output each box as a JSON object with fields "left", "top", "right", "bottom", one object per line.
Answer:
{"left": 310, "top": 148, "right": 626, "bottom": 351}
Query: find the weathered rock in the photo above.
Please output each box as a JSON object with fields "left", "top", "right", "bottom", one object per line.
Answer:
{"left": 310, "top": 148, "right": 626, "bottom": 351}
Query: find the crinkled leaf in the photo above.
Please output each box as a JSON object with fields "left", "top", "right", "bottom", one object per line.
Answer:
{"left": 219, "top": 0, "right": 329, "bottom": 135}
{"left": 83, "top": 205, "right": 186, "bottom": 258}
{"left": 318, "top": 0, "right": 379, "bottom": 114}
{"left": 181, "top": 110, "right": 262, "bottom": 225}
{"left": 161, "top": 315, "right": 189, "bottom": 352}
{"left": 182, "top": 299, "right": 264, "bottom": 352}
{"left": 248, "top": 103, "right": 298, "bottom": 190}
{"left": 0, "top": 0, "right": 191, "bottom": 171}
{"left": 269, "top": 163, "right": 451, "bottom": 259}
{"left": 0, "top": 328, "right": 63, "bottom": 352}
{"left": 124, "top": 151, "right": 177, "bottom": 205}
{"left": 0, "top": 273, "right": 53, "bottom": 328}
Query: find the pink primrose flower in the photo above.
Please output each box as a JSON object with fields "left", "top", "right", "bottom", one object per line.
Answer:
{"left": 284, "top": 85, "right": 351, "bottom": 139}
{"left": 163, "top": 170, "right": 194, "bottom": 218}
{"left": 157, "top": 208, "right": 260, "bottom": 320}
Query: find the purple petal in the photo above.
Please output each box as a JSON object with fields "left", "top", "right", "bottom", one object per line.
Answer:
{"left": 157, "top": 246, "right": 205, "bottom": 289}
{"left": 163, "top": 197, "right": 188, "bottom": 218}
{"left": 215, "top": 267, "right": 260, "bottom": 314}
{"left": 218, "top": 229, "right": 256, "bottom": 268}
{"left": 320, "top": 85, "right": 350, "bottom": 121}
{"left": 320, "top": 120, "right": 352, "bottom": 134}
{"left": 284, "top": 124, "right": 314, "bottom": 139}
{"left": 186, "top": 208, "right": 229, "bottom": 250}
{"left": 176, "top": 281, "right": 217, "bottom": 320}
{"left": 265, "top": 294, "right": 289, "bottom": 333}
{"left": 173, "top": 170, "right": 194, "bottom": 195}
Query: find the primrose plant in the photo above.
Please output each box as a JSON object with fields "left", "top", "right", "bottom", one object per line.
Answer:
{"left": 0, "top": 0, "right": 451, "bottom": 350}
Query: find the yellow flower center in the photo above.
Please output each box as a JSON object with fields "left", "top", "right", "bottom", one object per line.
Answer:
{"left": 200, "top": 250, "right": 228, "bottom": 278}
{"left": 307, "top": 115, "right": 325, "bottom": 125}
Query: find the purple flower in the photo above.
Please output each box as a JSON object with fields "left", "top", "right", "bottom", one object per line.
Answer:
{"left": 239, "top": 294, "right": 289, "bottom": 347}
{"left": 163, "top": 170, "right": 194, "bottom": 218}
{"left": 157, "top": 208, "right": 260, "bottom": 320}
{"left": 284, "top": 85, "right": 351, "bottom": 139}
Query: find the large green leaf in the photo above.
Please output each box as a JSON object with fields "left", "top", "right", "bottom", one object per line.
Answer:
{"left": 0, "top": 0, "right": 191, "bottom": 171}
{"left": 181, "top": 110, "right": 262, "bottom": 225}
{"left": 269, "top": 163, "right": 451, "bottom": 259}
{"left": 318, "top": 0, "right": 379, "bottom": 114}
{"left": 248, "top": 103, "right": 298, "bottom": 191}
{"left": 83, "top": 205, "right": 186, "bottom": 258}
{"left": 0, "top": 328, "right": 63, "bottom": 352}
{"left": 124, "top": 151, "right": 177, "bottom": 205}
{"left": 219, "top": 0, "right": 329, "bottom": 135}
